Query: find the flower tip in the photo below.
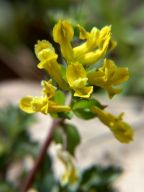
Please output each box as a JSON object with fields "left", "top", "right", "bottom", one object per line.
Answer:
{"left": 19, "top": 96, "right": 35, "bottom": 113}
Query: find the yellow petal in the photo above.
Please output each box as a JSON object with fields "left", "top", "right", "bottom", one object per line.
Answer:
{"left": 19, "top": 96, "right": 35, "bottom": 113}
{"left": 56, "top": 144, "right": 78, "bottom": 185}
{"left": 35, "top": 40, "right": 68, "bottom": 89}
{"left": 88, "top": 59, "right": 129, "bottom": 97}
{"left": 74, "top": 86, "right": 93, "bottom": 98}
{"left": 106, "top": 86, "right": 122, "bottom": 98}
{"left": 66, "top": 62, "right": 93, "bottom": 98}
{"left": 103, "top": 59, "right": 129, "bottom": 85}
{"left": 97, "top": 26, "right": 111, "bottom": 49}
{"left": 38, "top": 59, "right": 68, "bottom": 90}
{"left": 53, "top": 20, "right": 74, "bottom": 62}
{"left": 41, "top": 80, "right": 56, "bottom": 98}
{"left": 73, "top": 25, "right": 99, "bottom": 59}
{"left": 77, "top": 24, "right": 89, "bottom": 40}
{"left": 53, "top": 20, "right": 74, "bottom": 43}
{"left": 110, "top": 120, "right": 134, "bottom": 143}
{"left": 79, "top": 26, "right": 111, "bottom": 65}
{"left": 66, "top": 62, "right": 87, "bottom": 89}
{"left": 78, "top": 48, "right": 106, "bottom": 65}
{"left": 110, "top": 68, "right": 129, "bottom": 85}
{"left": 31, "top": 96, "right": 49, "bottom": 114}
{"left": 88, "top": 70, "right": 106, "bottom": 86}
{"left": 92, "top": 106, "right": 134, "bottom": 143}
{"left": 35, "top": 40, "right": 56, "bottom": 61}
{"left": 48, "top": 101, "right": 71, "bottom": 113}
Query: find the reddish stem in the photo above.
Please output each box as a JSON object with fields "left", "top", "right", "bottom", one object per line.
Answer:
{"left": 21, "top": 119, "right": 62, "bottom": 192}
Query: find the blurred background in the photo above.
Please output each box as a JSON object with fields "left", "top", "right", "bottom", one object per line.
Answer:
{"left": 0, "top": 0, "right": 144, "bottom": 191}
{"left": 0, "top": 0, "right": 144, "bottom": 95}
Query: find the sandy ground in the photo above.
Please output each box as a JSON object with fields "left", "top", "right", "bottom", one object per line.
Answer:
{"left": 0, "top": 80, "right": 144, "bottom": 192}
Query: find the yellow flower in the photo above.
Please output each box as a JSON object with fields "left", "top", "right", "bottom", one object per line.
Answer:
{"left": 35, "top": 40, "right": 68, "bottom": 90}
{"left": 66, "top": 62, "right": 93, "bottom": 98}
{"left": 19, "top": 96, "right": 70, "bottom": 114}
{"left": 27, "top": 20, "right": 128, "bottom": 100}
{"left": 73, "top": 25, "right": 99, "bottom": 58}
{"left": 56, "top": 144, "right": 78, "bottom": 185}
{"left": 19, "top": 81, "right": 70, "bottom": 114}
{"left": 53, "top": 20, "right": 74, "bottom": 62}
{"left": 35, "top": 40, "right": 57, "bottom": 61}
{"left": 33, "top": 21, "right": 118, "bottom": 99}
{"left": 74, "top": 26, "right": 112, "bottom": 65}
{"left": 41, "top": 80, "right": 56, "bottom": 99}
{"left": 92, "top": 106, "right": 134, "bottom": 143}
{"left": 52, "top": 20, "right": 116, "bottom": 66}
{"left": 88, "top": 59, "right": 129, "bottom": 98}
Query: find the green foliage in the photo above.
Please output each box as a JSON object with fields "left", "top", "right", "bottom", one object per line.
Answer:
{"left": 0, "top": 181, "right": 15, "bottom": 192}
{"left": 58, "top": 165, "right": 122, "bottom": 192}
{"left": 34, "top": 155, "right": 58, "bottom": 192}
{"left": 0, "top": 105, "right": 121, "bottom": 191}
{"left": 64, "top": 123, "right": 81, "bottom": 155}
{"left": 57, "top": 111, "right": 73, "bottom": 120}
{"left": 54, "top": 90, "right": 66, "bottom": 105}
{"left": 0, "top": 105, "right": 35, "bottom": 139}
{"left": 78, "top": 165, "right": 122, "bottom": 192}
{"left": 53, "top": 90, "right": 74, "bottom": 120}
{"left": 72, "top": 98, "right": 105, "bottom": 120}
{"left": 0, "top": 105, "right": 39, "bottom": 191}
{"left": 53, "top": 123, "right": 81, "bottom": 155}
{"left": 52, "top": 127, "right": 65, "bottom": 146}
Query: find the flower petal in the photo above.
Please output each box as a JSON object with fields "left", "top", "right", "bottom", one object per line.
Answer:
{"left": 31, "top": 96, "right": 49, "bottom": 114}
{"left": 66, "top": 62, "right": 87, "bottom": 88}
{"left": 56, "top": 144, "right": 78, "bottom": 185}
{"left": 19, "top": 96, "right": 35, "bottom": 113}
{"left": 48, "top": 101, "right": 71, "bottom": 112}
{"left": 53, "top": 20, "right": 74, "bottom": 62}
{"left": 92, "top": 106, "right": 134, "bottom": 143}
{"left": 74, "top": 86, "right": 93, "bottom": 98}
{"left": 73, "top": 25, "right": 99, "bottom": 59}
{"left": 41, "top": 80, "right": 56, "bottom": 98}
{"left": 35, "top": 40, "right": 56, "bottom": 61}
{"left": 38, "top": 59, "right": 68, "bottom": 90}
{"left": 88, "top": 59, "right": 129, "bottom": 97}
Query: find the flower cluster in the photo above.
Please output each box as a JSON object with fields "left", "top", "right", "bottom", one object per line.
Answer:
{"left": 19, "top": 19, "right": 134, "bottom": 186}
{"left": 19, "top": 20, "right": 133, "bottom": 143}
{"left": 19, "top": 80, "right": 70, "bottom": 114}
{"left": 33, "top": 20, "right": 128, "bottom": 99}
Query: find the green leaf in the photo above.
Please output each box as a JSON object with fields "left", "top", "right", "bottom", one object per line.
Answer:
{"left": 34, "top": 155, "right": 57, "bottom": 192}
{"left": 0, "top": 181, "right": 15, "bottom": 192}
{"left": 52, "top": 127, "right": 65, "bottom": 145}
{"left": 65, "top": 123, "right": 81, "bottom": 155}
{"left": 79, "top": 165, "right": 122, "bottom": 192}
{"left": 54, "top": 90, "right": 65, "bottom": 105}
{"left": 57, "top": 111, "right": 73, "bottom": 120}
{"left": 52, "top": 123, "right": 81, "bottom": 155}
{"left": 72, "top": 99, "right": 105, "bottom": 120}
{"left": 0, "top": 105, "right": 35, "bottom": 139}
